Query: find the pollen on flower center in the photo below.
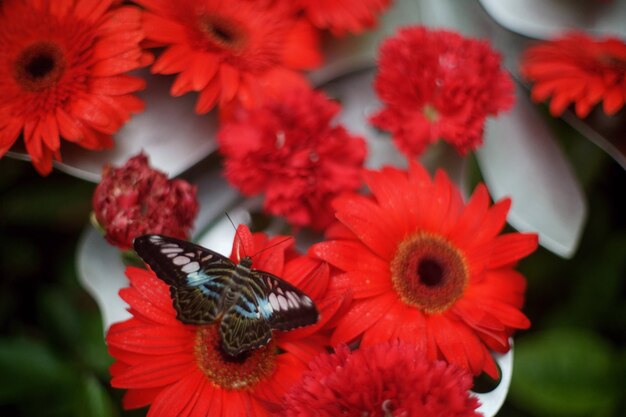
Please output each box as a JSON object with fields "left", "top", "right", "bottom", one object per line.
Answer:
{"left": 13, "top": 41, "right": 66, "bottom": 92}
{"left": 199, "top": 14, "right": 248, "bottom": 51}
{"left": 390, "top": 232, "right": 469, "bottom": 314}
{"left": 194, "top": 324, "right": 276, "bottom": 390}
{"left": 423, "top": 103, "right": 439, "bottom": 122}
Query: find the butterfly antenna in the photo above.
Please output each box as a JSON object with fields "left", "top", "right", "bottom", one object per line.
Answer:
{"left": 252, "top": 236, "right": 294, "bottom": 259}
{"left": 225, "top": 212, "right": 248, "bottom": 259}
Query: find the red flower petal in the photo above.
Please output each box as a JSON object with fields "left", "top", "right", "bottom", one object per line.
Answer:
{"left": 148, "top": 370, "right": 206, "bottom": 417}
{"left": 111, "top": 353, "right": 196, "bottom": 388}
{"left": 331, "top": 294, "right": 397, "bottom": 345}
{"left": 488, "top": 233, "right": 539, "bottom": 268}
{"left": 521, "top": 32, "right": 626, "bottom": 117}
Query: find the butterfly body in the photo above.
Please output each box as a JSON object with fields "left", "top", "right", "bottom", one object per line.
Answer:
{"left": 133, "top": 235, "right": 318, "bottom": 357}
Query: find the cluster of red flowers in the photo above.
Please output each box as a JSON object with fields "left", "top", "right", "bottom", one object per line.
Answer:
{"left": 521, "top": 32, "right": 626, "bottom": 117}
{"left": 106, "top": 162, "right": 538, "bottom": 417}
{"left": 133, "top": 0, "right": 393, "bottom": 115}
{"left": 218, "top": 89, "right": 366, "bottom": 230}
{"left": 370, "top": 27, "right": 515, "bottom": 158}
{"left": 107, "top": 225, "right": 342, "bottom": 417}
{"left": 0, "top": 0, "right": 392, "bottom": 175}
{"left": 92, "top": 153, "right": 198, "bottom": 250}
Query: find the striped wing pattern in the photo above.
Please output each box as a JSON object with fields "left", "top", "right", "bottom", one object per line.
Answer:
{"left": 133, "top": 234, "right": 319, "bottom": 356}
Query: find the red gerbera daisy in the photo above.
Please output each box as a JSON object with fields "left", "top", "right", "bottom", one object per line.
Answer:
{"left": 107, "top": 225, "right": 340, "bottom": 416}
{"left": 521, "top": 32, "right": 626, "bottom": 117}
{"left": 298, "top": 0, "right": 392, "bottom": 36}
{"left": 92, "top": 153, "right": 199, "bottom": 251}
{"left": 311, "top": 162, "right": 538, "bottom": 378}
{"left": 218, "top": 88, "right": 366, "bottom": 230}
{"left": 136, "top": 0, "right": 322, "bottom": 114}
{"left": 370, "top": 26, "right": 514, "bottom": 158}
{"left": 280, "top": 342, "right": 481, "bottom": 417}
{"left": 0, "top": 0, "right": 151, "bottom": 175}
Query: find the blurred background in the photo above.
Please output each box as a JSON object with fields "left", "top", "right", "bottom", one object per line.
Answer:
{"left": 1, "top": 111, "right": 624, "bottom": 416}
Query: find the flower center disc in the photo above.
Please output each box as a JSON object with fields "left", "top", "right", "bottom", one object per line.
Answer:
{"left": 390, "top": 232, "right": 469, "bottom": 314}
{"left": 13, "top": 41, "right": 66, "bottom": 92}
{"left": 199, "top": 15, "right": 247, "bottom": 51}
{"left": 195, "top": 325, "right": 276, "bottom": 390}
{"left": 423, "top": 103, "right": 439, "bottom": 122}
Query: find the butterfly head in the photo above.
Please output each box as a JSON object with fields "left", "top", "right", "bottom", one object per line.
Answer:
{"left": 239, "top": 256, "right": 253, "bottom": 269}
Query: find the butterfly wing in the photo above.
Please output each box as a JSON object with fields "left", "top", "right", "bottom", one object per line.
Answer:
{"left": 252, "top": 271, "right": 319, "bottom": 331}
{"left": 219, "top": 305, "right": 272, "bottom": 357}
{"left": 133, "top": 234, "right": 235, "bottom": 324}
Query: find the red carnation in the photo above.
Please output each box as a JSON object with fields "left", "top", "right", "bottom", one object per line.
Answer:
{"left": 107, "top": 225, "right": 340, "bottom": 417}
{"left": 92, "top": 153, "right": 198, "bottom": 250}
{"left": 218, "top": 88, "right": 366, "bottom": 230}
{"left": 279, "top": 342, "right": 481, "bottom": 417}
{"left": 298, "top": 0, "right": 392, "bottom": 36}
{"left": 521, "top": 32, "right": 626, "bottom": 117}
{"left": 312, "top": 162, "right": 538, "bottom": 377}
{"left": 0, "top": 0, "right": 150, "bottom": 175}
{"left": 370, "top": 26, "right": 514, "bottom": 157}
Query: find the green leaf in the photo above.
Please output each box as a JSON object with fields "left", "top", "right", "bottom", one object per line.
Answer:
{"left": 76, "top": 375, "right": 114, "bottom": 417}
{"left": 38, "top": 288, "right": 81, "bottom": 348}
{"left": 79, "top": 312, "right": 113, "bottom": 376}
{"left": 510, "top": 328, "right": 620, "bottom": 417}
{"left": 560, "top": 235, "right": 626, "bottom": 328}
{"left": 0, "top": 337, "right": 75, "bottom": 403}
{"left": 0, "top": 180, "right": 93, "bottom": 229}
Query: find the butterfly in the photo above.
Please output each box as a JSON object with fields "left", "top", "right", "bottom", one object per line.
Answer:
{"left": 133, "top": 234, "right": 319, "bottom": 357}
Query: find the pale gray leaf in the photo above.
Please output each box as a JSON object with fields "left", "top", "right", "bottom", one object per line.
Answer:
{"left": 477, "top": 84, "right": 587, "bottom": 258}
{"left": 479, "top": 0, "right": 626, "bottom": 39}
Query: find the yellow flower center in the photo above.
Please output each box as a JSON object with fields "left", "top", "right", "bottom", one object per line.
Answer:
{"left": 13, "top": 41, "right": 66, "bottom": 92}
{"left": 194, "top": 324, "right": 276, "bottom": 390}
{"left": 390, "top": 232, "right": 469, "bottom": 314}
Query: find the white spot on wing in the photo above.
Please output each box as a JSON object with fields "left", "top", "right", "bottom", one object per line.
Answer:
{"left": 269, "top": 293, "right": 280, "bottom": 311}
{"left": 278, "top": 295, "right": 288, "bottom": 310}
{"left": 182, "top": 262, "right": 200, "bottom": 273}
{"left": 161, "top": 247, "right": 183, "bottom": 254}
{"left": 173, "top": 256, "right": 190, "bottom": 265}
{"left": 286, "top": 291, "right": 299, "bottom": 306}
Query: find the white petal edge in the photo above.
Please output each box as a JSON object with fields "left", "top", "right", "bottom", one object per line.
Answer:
{"left": 479, "top": 0, "right": 626, "bottom": 40}
{"left": 475, "top": 345, "right": 514, "bottom": 417}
